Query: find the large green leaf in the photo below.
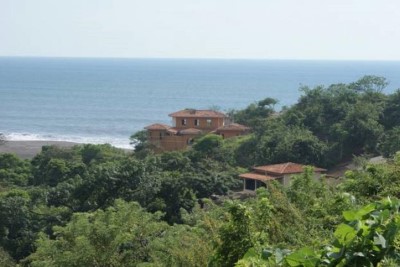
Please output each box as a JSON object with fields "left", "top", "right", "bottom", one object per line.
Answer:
{"left": 342, "top": 210, "right": 358, "bottom": 221}
{"left": 343, "top": 204, "right": 376, "bottom": 221}
{"left": 242, "top": 248, "right": 258, "bottom": 260}
{"left": 285, "top": 247, "right": 319, "bottom": 267}
{"left": 334, "top": 224, "right": 357, "bottom": 245}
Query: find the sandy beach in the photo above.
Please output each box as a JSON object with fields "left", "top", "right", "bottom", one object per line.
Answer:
{"left": 0, "top": 140, "right": 79, "bottom": 159}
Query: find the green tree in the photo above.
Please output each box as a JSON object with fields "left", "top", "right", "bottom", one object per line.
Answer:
{"left": 319, "top": 197, "right": 400, "bottom": 266}
{"left": 148, "top": 224, "right": 214, "bottom": 266}
{"left": 230, "top": 97, "right": 277, "bottom": 127}
{"left": 341, "top": 154, "right": 400, "bottom": 201}
{"left": 286, "top": 167, "right": 354, "bottom": 231}
{"left": 186, "top": 158, "right": 241, "bottom": 198}
{"left": 382, "top": 89, "right": 400, "bottom": 129}
{"left": 130, "top": 130, "right": 153, "bottom": 158}
{"left": 341, "top": 101, "right": 384, "bottom": 153}
{"left": 279, "top": 77, "right": 387, "bottom": 164}
{"left": 349, "top": 75, "right": 388, "bottom": 93}
{"left": 255, "top": 126, "right": 328, "bottom": 167}
{"left": 147, "top": 172, "right": 196, "bottom": 224}
{"left": 160, "top": 151, "right": 191, "bottom": 171}
{"left": 0, "top": 247, "right": 16, "bottom": 267}
{"left": 75, "top": 157, "right": 162, "bottom": 210}
{"left": 379, "top": 126, "right": 400, "bottom": 157}
{"left": 192, "top": 134, "right": 224, "bottom": 156}
{"left": 238, "top": 198, "right": 400, "bottom": 266}
{"left": 0, "top": 154, "right": 31, "bottom": 187}
{"left": 0, "top": 189, "right": 36, "bottom": 260}
{"left": 30, "top": 145, "right": 84, "bottom": 186}
{"left": 211, "top": 202, "right": 253, "bottom": 267}
{"left": 233, "top": 135, "right": 258, "bottom": 167}
{"left": 28, "top": 200, "right": 170, "bottom": 267}
{"left": 79, "top": 143, "right": 125, "bottom": 165}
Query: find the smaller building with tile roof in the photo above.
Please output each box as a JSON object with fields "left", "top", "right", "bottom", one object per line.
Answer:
{"left": 239, "top": 162, "right": 326, "bottom": 190}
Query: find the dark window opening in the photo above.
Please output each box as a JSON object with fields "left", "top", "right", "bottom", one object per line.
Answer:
{"left": 256, "top": 181, "right": 266, "bottom": 188}
{"left": 187, "top": 138, "right": 194, "bottom": 145}
{"left": 245, "top": 179, "right": 256, "bottom": 190}
{"left": 182, "top": 119, "right": 187, "bottom": 126}
{"left": 194, "top": 119, "right": 200, "bottom": 126}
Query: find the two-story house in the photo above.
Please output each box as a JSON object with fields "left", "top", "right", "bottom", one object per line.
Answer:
{"left": 144, "top": 109, "right": 250, "bottom": 152}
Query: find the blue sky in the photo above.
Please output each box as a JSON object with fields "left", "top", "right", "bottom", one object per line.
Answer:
{"left": 1, "top": 0, "right": 399, "bottom": 60}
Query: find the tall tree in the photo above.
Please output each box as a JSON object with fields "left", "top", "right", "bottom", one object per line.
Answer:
{"left": 382, "top": 89, "right": 400, "bottom": 129}
{"left": 230, "top": 97, "right": 277, "bottom": 127}
{"left": 27, "top": 200, "right": 170, "bottom": 267}
{"left": 378, "top": 127, "right": 400, "bottom": 157}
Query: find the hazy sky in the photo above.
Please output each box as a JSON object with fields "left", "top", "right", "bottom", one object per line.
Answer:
{"left": 1, "top": 0, "right": 399, "bottom": 60}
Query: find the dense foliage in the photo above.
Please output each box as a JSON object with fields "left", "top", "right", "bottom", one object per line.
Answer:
{"left": 228, "top": 75, "right": 398, "bottom": 168}
{"left": 1, "top": 76, "right": 400, "bottom": 266}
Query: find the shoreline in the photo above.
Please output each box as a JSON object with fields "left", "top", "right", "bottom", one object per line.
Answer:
{"left": 0, "top": 140, "right": 79, "bottom": 159}
{"left": 0, "top": 140, "right": 132, "bottom": 159}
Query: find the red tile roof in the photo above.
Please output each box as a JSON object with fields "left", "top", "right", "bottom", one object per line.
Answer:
{"left": 179, "top": 128, "right": 203, "bottom": 135}
{"left": 169, "top": 109, "right": 226, "bottom": 118}
{"left": 216, "top": 123, "right": 250, "bottom": 131}
{"left": 239, "top": 172, "right": 276, "bottom": 182}
{"left": 144, "top": 123, "right": 172, "bottom": 130}
{"left": 253, "top": 162, "right": 326, "bottom": 175}
{"left": 166, "top": 128, "right": 178, "bottom": 134}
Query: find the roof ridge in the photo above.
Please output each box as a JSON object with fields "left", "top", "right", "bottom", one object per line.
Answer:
{"left": 280, "top": 162, "right": 290, "bottom": 173}
{"left": 168, "top": 109, "right": 226, "bottom": 118}
{"left": 145, "top": 123, "right": 172, "bottom": 129}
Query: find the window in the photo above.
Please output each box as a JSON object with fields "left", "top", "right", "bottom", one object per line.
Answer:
{"left": 194, "top": 119, "right": 200, "bottom": 127}
{"left": 245, "top": 179, "right": 256, "bottom": 190}
{"left": 256, "top": 181, "right": 266, "bottom": 188}
{"left": 187, "top": 138, "right": 194, "bottom": 145}
{"left": 181, "top": 119, "right": 187, "bottom": 126}
{"left": 159, "top": 132, "right": 163, "bottom": 140}
{"left": 206, "top": 119, "right": 212, "bottom": 126}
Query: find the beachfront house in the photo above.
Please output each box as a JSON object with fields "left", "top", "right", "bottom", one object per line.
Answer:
{"left": 239, "top": 162, "right": 326, "bottom": 191}
{"left": 144, "top": 109, "right": 250, "bottom": 152}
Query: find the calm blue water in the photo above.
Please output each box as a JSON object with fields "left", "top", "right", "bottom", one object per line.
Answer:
{"left": 1, "top": 57, "right": 399, "bottom": 148}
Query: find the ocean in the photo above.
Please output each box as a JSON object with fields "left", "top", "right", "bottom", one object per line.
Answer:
{"left": 1, "top": 57, "right": 400, "bottom": 149}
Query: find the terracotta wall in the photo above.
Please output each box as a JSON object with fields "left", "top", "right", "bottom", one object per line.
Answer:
{"left": 147, "top": 130, "right": 197, "bottom": 152}
{"left": 147, "top": 130, "right": 164, "bottom": 141}
{"left": 173, "top": 117, "right": 224, "bottom": 131}
{"left": 217, "top": 130, "right": 247, "bottom": 139}
{"left": 159, "top": 135, "right": 190, "bottom": 151}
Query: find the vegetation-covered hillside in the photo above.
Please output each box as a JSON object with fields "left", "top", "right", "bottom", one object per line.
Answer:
{"left": 1, "top": 76, "right": 400, "bottom": 266}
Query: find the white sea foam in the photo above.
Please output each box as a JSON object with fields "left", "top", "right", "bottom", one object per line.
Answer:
{"left": 3, "top": 132, "right": 133, "bottom": 150}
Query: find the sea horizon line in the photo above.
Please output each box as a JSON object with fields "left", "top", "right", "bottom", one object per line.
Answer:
{"left": 1, "top": 55, "right": 400, "bottom": 63}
